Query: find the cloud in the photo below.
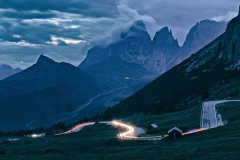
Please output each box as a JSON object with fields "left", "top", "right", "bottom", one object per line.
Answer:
{"left": 48, "top": 35, "right": 87, "bottom": 45}
{"left": 0, "top": 0, "right": 119, "bottom": 17}
{"left": 123, "top": 0, "right": 239, "bottom": 45}
{"left": 0, "top": 41, "right": 90, "bottom": 69}
{"left": 15, "top": 40, "right": 37, "bottom": 47}
{"left": 57, "top": 40, "right": 68, "bottom": 46}
{"left": 84, "top": 4, "right": 158, "bottom": 46}
{"left": 211, "top": 11, "right": 238, "bottom": 22}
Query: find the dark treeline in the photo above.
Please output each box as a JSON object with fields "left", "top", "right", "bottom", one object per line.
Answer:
{"left": 0, "top": 121, "right": 69, "bottom": 137}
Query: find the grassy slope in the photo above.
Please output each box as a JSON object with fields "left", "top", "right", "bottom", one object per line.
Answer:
{"left": 124, "top": 77, "right": 240, "bottom": 135}
{"left": 216, "top": 101, "right": 240, "bottom": 124}
{"left": 126, "top": 103, "right": 202, "bottom": 134}
{"left": 1, "top": 80, "right": 240, "bottom": 159}
{"left": 1, "top": 122, "right": 240, "bottom": 159}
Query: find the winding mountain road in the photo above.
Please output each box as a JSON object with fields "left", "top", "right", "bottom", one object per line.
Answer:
{"left": 56, "top": 120, "right": 162, "bottom": 140}
{"left": 55, "top": 100, "right": 240, "bottom": 140}
{"left": 201, "top": 100, "right": 240, "bottom": 129}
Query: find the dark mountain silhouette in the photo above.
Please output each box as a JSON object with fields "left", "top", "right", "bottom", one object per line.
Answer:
{"left": 0, "top": 55, "right": 106, "bottom": 131}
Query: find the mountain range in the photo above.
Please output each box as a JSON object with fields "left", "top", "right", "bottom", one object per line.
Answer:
{"left": 76, "top": 19, "right": 227, "bottom": 116}
{"left": 100, "top": 9, "right": 240, "bottom": 119}
{"left": 80, "top": 19, "right": 227, "bottom": 75}
{"left": 0, "top": 64, "right": 21, "bottom": 80}
{"left": 0, "top": 17, "right": 230, "bottom": 131}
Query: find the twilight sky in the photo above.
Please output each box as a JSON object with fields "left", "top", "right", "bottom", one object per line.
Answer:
{"left": 0, "top": 0, "right": 239, "bottom": 69}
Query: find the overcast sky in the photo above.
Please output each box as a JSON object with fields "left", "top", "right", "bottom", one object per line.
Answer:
{"left": 0, "top": 0, "right": 239, "bottom": 69}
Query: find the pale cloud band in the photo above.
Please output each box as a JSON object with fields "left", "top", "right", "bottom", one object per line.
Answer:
{"left": 211, "top": 11, "right": 238, "bottom": 21}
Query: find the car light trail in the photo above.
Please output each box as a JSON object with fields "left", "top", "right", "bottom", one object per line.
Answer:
{"left": 183, "top": 128, "right": 207, "bottom": 135}
{"left": 112, "top": 121, "right": 135, "bottom": 138}
{"left": 55, "top": 122, "right": 95, "bottom": 136}
{"left": 112, "top": 121, "right": 164, "bottom": 140}
{"left": 56, "top": 120, "right": 207, "bottom": 140}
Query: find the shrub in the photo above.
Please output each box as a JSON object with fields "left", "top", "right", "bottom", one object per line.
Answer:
{"left": 0, "top": 150, "right": 6, "bottom": 155}
{"left": 45, "top": 148, "right": 63, "bottom": 154}
{"left": 1, "top": 140, "right": 10, "bottom": 144}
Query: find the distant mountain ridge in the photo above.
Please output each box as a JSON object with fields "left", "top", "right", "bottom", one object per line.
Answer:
{"left": 0, "top": 64, "right": 21, "bottom": 80}
{"left": 0, "top": 55, "right": 108, "bottom": 131}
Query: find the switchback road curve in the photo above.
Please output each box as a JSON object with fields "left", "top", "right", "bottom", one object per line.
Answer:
{"left": 55, "top": 100, "right": 240, "bottom": 140}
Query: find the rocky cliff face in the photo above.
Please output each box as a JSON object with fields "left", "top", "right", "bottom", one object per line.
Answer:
{"left": 146, "top": 26, "right": 181, "bottom": 73}
{"left": 184, "top": 11, "right": 240, "bottom": 72}
{"left": 0, "top": 64, "right": 21, "bottom": 80}
{"left": 216, "top": 11, "right": 240, "bottom": 70}
{"left": 80, "top": 19, "right": 227, "bottom": 75}
{"left": 118, "top": 20, "right": 154, "bottom": 65}
{"left": 163, "top": 20, "right": 227, "bottom": 70}
{"left": 79, "top": 20, "right": 157, "bottom": 90}
{"left": 80, "top": 21, "right": 178, "bottom": 75}
{"left": 180, "top": 20, "right": 227, "bottom": 60}
{"left": 80, "top": 20, "right": 154, "bottom": 69}
{"left": 153, "top": 26, "right": 180, "bottom": 57}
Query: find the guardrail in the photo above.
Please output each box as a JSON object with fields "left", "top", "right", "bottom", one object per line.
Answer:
{"left": 119, "top": 137, "right": 162, "bottom": 141}
{"left": 200, "top": 102, "right": 204, "bottom": 128}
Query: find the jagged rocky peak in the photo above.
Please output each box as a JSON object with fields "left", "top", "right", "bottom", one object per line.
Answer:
{"left": 0, "top": 64, "right": 21, "bottom": 71}
{"left": 1, "top": 64, "right": 12, "bottom": 70}
{"left": 80, "top": 20, "right": 153, "bottom": 69}
{"left": 182, "top": 19, "right": 227, "bottom": 54}
{"left": 0, "top": 64, "right": 22, "bottom": 80}
{"left": 116, "top": 20, "right": 154, "bottom": 64}
{"left": 121, "top": 20, "right": 150, "bottom": 39}
{"left": 37, "top": 55, "right": 56, "bottom": 64}
{"left": 221, "top": 6, "right": 240, "bottom": 65}
{"left": 153, "top": 26, "right": 180, "bottom": 53}
{"left": 184, "top": 9, "right": 240, "bottom": 72}
{"left": 0, "top": 64, "right": 21, "bottom": 72}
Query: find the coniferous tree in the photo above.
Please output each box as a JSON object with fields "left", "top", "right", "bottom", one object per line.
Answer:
{"left": 202, "top": 90, "right": 209, "bottom": 101}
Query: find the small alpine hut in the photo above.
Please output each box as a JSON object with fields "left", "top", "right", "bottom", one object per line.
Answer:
{"left": 168, "top": 126, "right": 182, "bottom": 140}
